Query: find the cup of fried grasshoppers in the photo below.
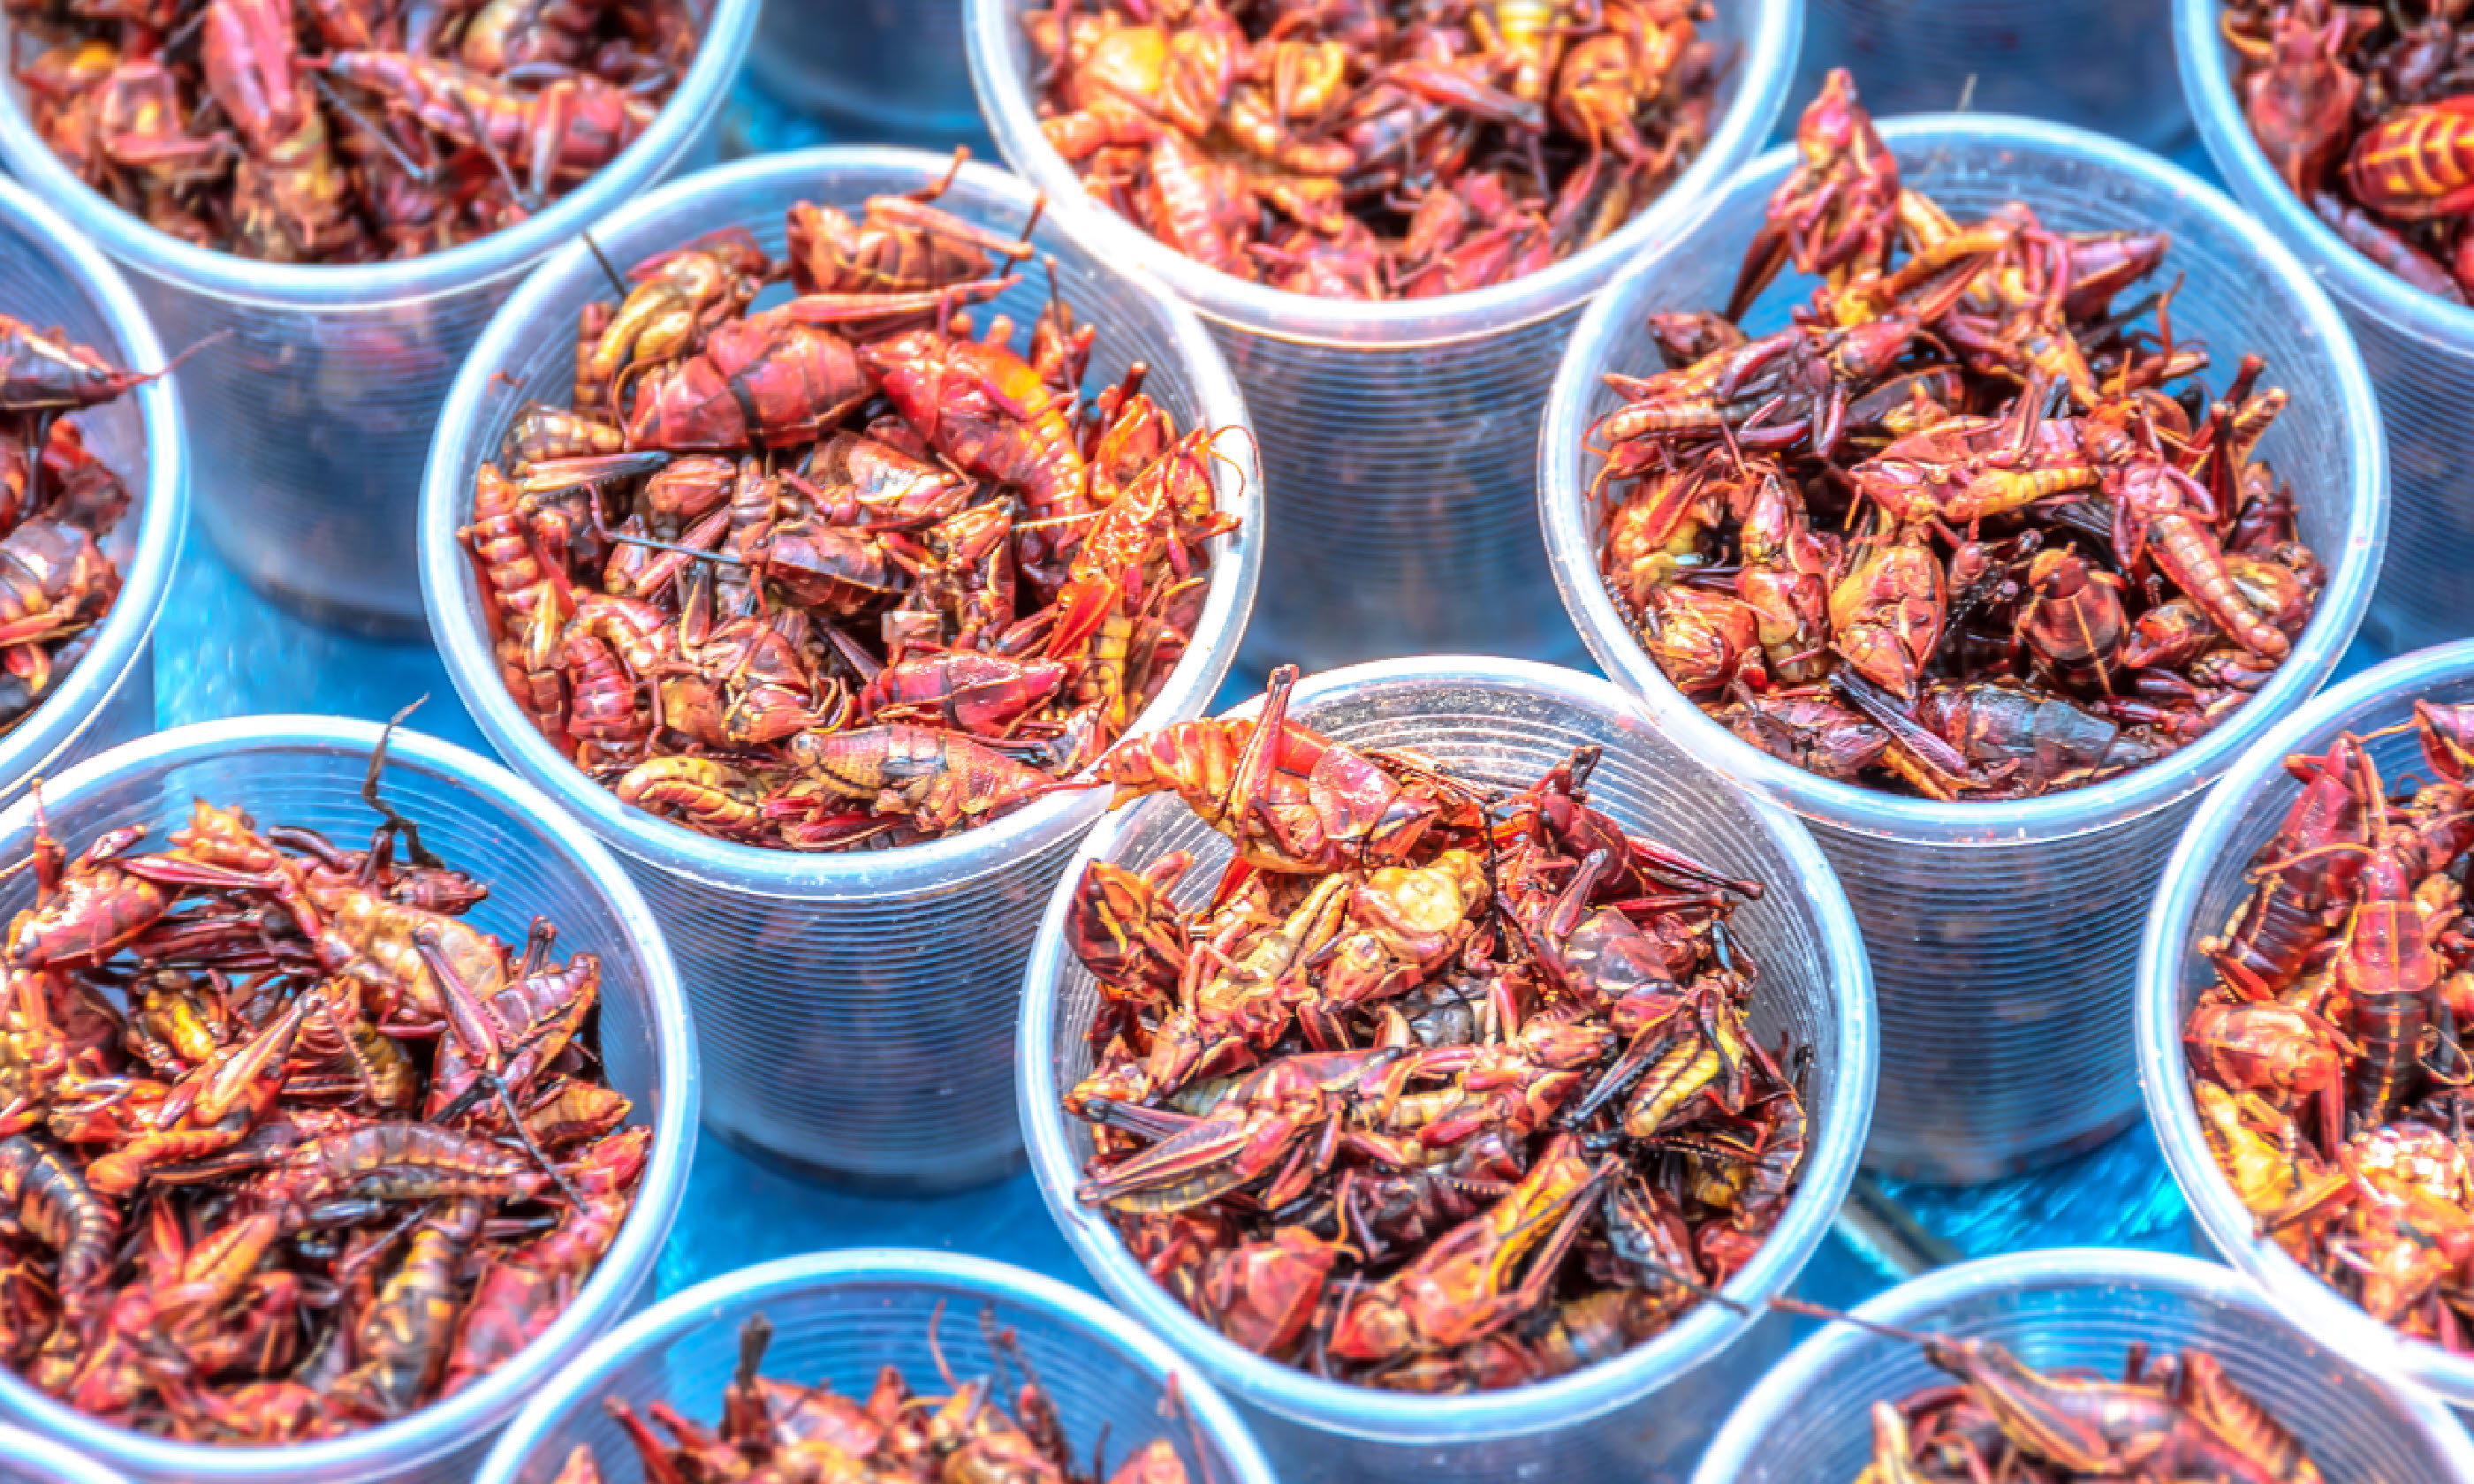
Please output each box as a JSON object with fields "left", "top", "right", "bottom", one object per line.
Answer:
{"left": 0, "top": 0, "right": 755, "bottom": 636}
{"left": 2181, "top": 0, "right": 2474, "bottom": 659}
{"left": 2142, "top": 639, "right": 2474, "bottom": 1420}
{"left": 964, "top": 0, "right": 1801, "bottom": 677}
{"left": 474, "top": 1250, "right": 1275, "bottom": 1484}
{"left": 1691, "top": 1249, "right": 2474, "bottom": 1483}
{"left": 1542, "top": 87, "right": 2385, "bottom": 1185}
{"left": 1019, "top": 656, "right": 1876, "bottom": 1484}
{"left": 0, "top": 177, "right": 186, "bottom": 817}
{"left": 422, "top": 146, "right": 1260, "bottom": 1191}
{"left": 0, "top": 715, "right": 694, "bottom": 1484}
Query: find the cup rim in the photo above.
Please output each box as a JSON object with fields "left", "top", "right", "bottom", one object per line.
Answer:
{"left": 0, "top": 0, "right": 757, "bottom": 310}
{"left": 962, "top": 0, "right": 1804, "bottom": 348}
{"left": 1538, "top": 110, "right": 2388, "bottom": 846}
{"left": 1689, "top": 1246, "right": 2474, "bottom": 1482}
{"left": 0, "top": 715, "right": 700, "bottom": 1480}
{"left": 2174, "top": 0, "right": 2474, "bottom": 350}
{"left": 472, "top": 1247, "right": 1280, "bottom": 1484}
{"left": 420, "top": 143, "right": 1262, "bottom": 901}
{"left": 0, "top": 174, "right": 188, "bottom": 798}
{"left": 0, "top": 1420, "right": 140, "bottom": 1484}
{"left": 1018, "top": 653, "right": 1878, "bottom": 1442}
{"left": 2137, "top": 640, "right": 2474, "bottom": 1405}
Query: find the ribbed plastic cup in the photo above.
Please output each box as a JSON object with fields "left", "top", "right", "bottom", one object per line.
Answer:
{"left": 1800, "top": 0, "right": 2189, "bottom": 149}
{"left": 1691, "top": 1248, "right": 2474, "bottom": 1483}
{"left": 2180, "top": 0, "right": 2474, "bottom": 658}
{"left": 423, "top": 146, "right": 1261, "bottom": 1191}
{"left": 968, "top": 0, "right": 1801, "bottom": 676}
{"left": 0, "top": 0, "right": 755, "bottom": 637}
{"left": 0, "top": 716, "right": 696, "bottom": 1484}
{"left": 474, "top": 1249, "right": 1278, "bottom": 1484}
{"left": 0, "top": 175, "right": 185, "bottom": 808}
{"left": 1541, "top": 114, "right": 2385, "bottom": 1185}
{"left": 0, "top": 1423, "right": 131, "bottom": 1484}
{"left": 2140, "top": 640, "right": 2474, "bottom": 1412}
{"left": 1020, "top": 655, "right": 1877, "bottom": 1484}
{"left": 749, "top": 0, "right": 981, "bottom": 142}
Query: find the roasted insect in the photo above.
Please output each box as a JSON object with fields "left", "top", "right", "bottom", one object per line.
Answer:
{"left": 1585, "top": 72, "right": 2326, "bottom": 799}
{"left": 7, "top": 0, "right": 701, "bottom": 261}
{"left": 557, "top": 1311, "right": 1194, "bottom": 1484}
{"left": 1855, "top": 1336, "right": 2323, "bottom": 1483}
{"left": 1065, "top": 666, "right": 1808, "bottom": 1393}
{"left": 1023, "top": 0, "right": 1719, "bottom": 299}
{"left": 464, "top": 171, "right": 1242, "bottom": 852}
{"left": 2223, "top": 0, "right": 2474, "bottom": 300}
{"left": 2183, "top": 699, "right": 2474, "bottom": 1359}
{"left": 0, "top": 314, "right": 140, "bottom": 736}
{"left": 0, "top": 723, "right": 648, "bottom": 1442}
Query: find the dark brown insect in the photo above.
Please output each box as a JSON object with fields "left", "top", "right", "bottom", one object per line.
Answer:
{"left": 1586, "top": 72, "right": 2325, "bottom": 800}
{"left": 1066, "top": 678, "right": 1807, "bottom": 1393}
{"left": 1855, "top": 1336, "right": 2323, "bottom": 1483}
{"left": 464, "top": 180, "right": 1243, "bottom": 852}
{"left": 2183, "top": 702, "right": 2474, "bottom": 1359}
{"left": 555, "top": 1311, "right": 1194, "bottom": 1484}
{"left": 8, "top": 0, "right": 702, "bottom": 261}
{"left": 0, "top": 723, "right": 648, "bottom": 1442}
{"left": 0, "top": 314, "right": 138, "bottom": 736}
{"left": 1023, "top": 0, "right": 1719, "bottom": 299}
{"left": 2223, "top": 0, "right": 2474, "bottom": 299}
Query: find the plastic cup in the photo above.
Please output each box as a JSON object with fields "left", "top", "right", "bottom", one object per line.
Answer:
{"left": 0, "top": 0, "right": 755, "bottom": 637}
{"left": 1019, "top": 655, "right": 1877, "bottom": 1484}
{"left": 422, "top": 146, "right": 1261, "bottom": 1191}
{"left": 0, "top": 716, "right": 696, "bottom": 1483}
{"left": 2140, "top": 640, "right": 2474, "bottom": 1412}
{"left": 1691, "top": 1248, "right": 2474, "bottom": 1483}
{"left": 474, "top": 1248, "right": 1277, "bottom": 1484}
{"left": 1799, "top": 0, "right": 2188, "bottom": 150}
{"left": 748, "top": 0, "right": 982, "bottom": 143}
{"left": 2179, "top": 0, "right": 2474, "bottom": 657}
{"left": 0, "top": 175, "right": 186, "bottom": 807}
{"left": 0, "top": 1422, "right": 131, "bottom": 1484}
{"left": 968, "top": 0, "right": 1801, "bottom": 676}
{"left": 1541, "top": 114, "right": 2385, "bottom": 1185}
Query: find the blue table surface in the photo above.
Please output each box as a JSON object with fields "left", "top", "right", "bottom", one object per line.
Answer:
{"left": 146, "top": 77, "right": 2378, "bottom": 1336}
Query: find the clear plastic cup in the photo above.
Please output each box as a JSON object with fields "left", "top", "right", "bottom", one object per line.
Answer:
{"left": 0, "top": 0, "right": 755, "bottom": 638}
{"left": 0, "top": 716, "right": 696, "bottom": 1483}
{"left": 967, "top": 0, "right": 1801, "bottom": 676}
{"left": 421, "top": 146, "right": 1261, "bottom": 1191}
{"left": 1540, "top": 114, "right": 2386, "bottom": 1185}
{"left": 0, "top": 175, "right": 186, "bottom": 807}
{"left": 0, "top": 1422, "right": 131, "bottom": 1484}
{"left": 749, "top": 0, "right": 982, "bottom": 142}
{"left": 1019, "top": 655, "right": 1878, "bottom": 1484}
{"left": 1691, "top": 1248, "right": 2474, "bottom": 1483}
{"left": 2179, "top": 0, "right": 2473, "bottom": 657}
{"left": 474, "top": 1248, "right": 1278, "bottom": 1484}
{"left": 1800, "top": 0, "right": 2189, "bottom": 149}
{"left": 2139, "top": 640, "right": 2474, "bottom": 1412}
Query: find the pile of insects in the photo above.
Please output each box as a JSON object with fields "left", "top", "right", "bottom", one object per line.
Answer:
{"left": 2183, "top": 699, "right": 2474, "bottom": 1356}
{"left": 1062, "top": 666, "right": 1810, "bottom": 1392}
{"left": 553, "top": 1312, "right": 1195, "bottom": 1483}
{"left": 0, "top": 726, "right": 648, "bottom": 1442}
{"left": 0, "top": 315, "right": 146, "bottom": 738}
{"left": 464, "top": 163, "right": 1241, "bottom": 852}
{"left": 1848, "top": 1330, "right": 2324, "bottom": 1483}
{"left": 7, "top": 0, "right": 700, "bottom": 261}
{"left": 2222, "top": 0, "right": 2474, "bottom": 301}
{"left": 1023, "top": 0, "right": 1719, "bottom": 298}
{"left": 1586, "top": 72, "right": 2326, "bottom": 800}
